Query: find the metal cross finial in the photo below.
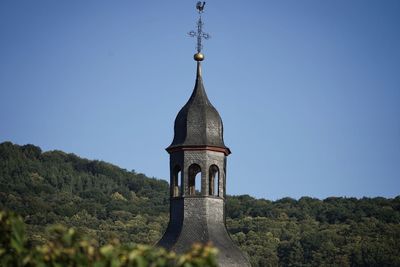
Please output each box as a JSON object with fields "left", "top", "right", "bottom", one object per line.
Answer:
{"left": 188, "top": 1, "right": 210, "bottom": 54}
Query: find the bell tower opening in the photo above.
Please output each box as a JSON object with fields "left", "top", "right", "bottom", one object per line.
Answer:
{"left": 209, "top": 165, "right": 219, "bottom": 196}
{"left": 171, "top": 165, "right": 182, "bottom": 197}
{"left": 188, "top": 163, "right": 201, "bottom": 195}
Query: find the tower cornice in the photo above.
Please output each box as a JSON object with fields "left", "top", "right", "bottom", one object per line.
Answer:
{"left": 166, "top": 144, "right": 231, "bottom": 156}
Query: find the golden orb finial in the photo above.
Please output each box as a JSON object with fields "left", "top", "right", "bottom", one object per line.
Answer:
{"left": 194, "top": 52, "right": 204, "bottom": 61}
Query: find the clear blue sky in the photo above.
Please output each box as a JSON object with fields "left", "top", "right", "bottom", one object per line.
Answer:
{"left": 1, "top": 0, "right": 399, "bottom": 200}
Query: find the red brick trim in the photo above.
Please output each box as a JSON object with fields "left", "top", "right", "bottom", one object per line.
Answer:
{"left": 166, "top": 145, "right": 231, "bottom": 156}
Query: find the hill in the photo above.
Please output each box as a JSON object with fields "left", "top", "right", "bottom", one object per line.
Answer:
{"left": 1, "top": 141, "right": 399, "bottom": 266}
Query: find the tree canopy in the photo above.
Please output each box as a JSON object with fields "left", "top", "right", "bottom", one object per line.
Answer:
{"left": 1, "top": 142, "right": 399, "bottom": 266}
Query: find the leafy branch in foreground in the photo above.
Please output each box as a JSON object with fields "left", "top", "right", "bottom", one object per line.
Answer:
{"left": 0, "top": 210, "right": 218, "bottom": 267}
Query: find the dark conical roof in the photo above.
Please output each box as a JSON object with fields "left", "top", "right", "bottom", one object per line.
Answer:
{"left": 167, "top": 62, "right": 230, "bottom": 154}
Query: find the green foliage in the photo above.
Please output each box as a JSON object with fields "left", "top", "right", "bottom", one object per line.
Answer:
{"left": 0, "top": 142, "right": 169, "bottom": 245}
{"left": 0, "top": 210, "right": 218, "bottom": 267}
{"left": 0, "top": 210, "right": 26, "bottom": 266}
{"left": 226, "top": 196, "right": 400, "bottom": 267}
{"left": 1, "top": 142, "right": 400, "bottom": 266}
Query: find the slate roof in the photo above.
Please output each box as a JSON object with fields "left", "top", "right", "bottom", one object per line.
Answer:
{"left": 167, "top": 62, "right": 229, "bottom": 151}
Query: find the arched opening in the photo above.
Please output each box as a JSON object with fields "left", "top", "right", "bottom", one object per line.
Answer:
{"left": 188, "top": 164, "right": 201, "bottom": 195}
{"left": 209, "top": 165, "right": 219, "bottom": 196}
{"left": 172, "top": 165, "right": 182, "bottom": 197}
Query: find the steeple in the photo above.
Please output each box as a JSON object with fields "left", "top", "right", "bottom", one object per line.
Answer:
{"left": 157, "top": 3, "right": 250, "bottom": 266}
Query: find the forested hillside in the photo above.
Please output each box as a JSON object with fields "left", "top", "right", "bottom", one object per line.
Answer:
{"left": 1, "top": 141, "right": 400, "bottom": 266}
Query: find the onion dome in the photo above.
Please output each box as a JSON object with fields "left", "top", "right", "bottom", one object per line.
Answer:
{"left": 167, "top": 62, "right": 230, "bottom": 155}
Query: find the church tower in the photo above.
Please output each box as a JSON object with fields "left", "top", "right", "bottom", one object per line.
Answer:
{"left": 157, "top": 3, "right": 251, "bottom": 267}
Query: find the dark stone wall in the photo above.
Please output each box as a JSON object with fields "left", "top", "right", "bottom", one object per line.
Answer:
{"left": 157, "top": 197, "right": 251, "bottom": 267}
{"left": 159, "top": 147, "right": 250, "bottom": 266}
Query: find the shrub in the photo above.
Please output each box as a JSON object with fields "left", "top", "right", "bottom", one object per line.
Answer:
{"left": 0, "top": 210, "right": 218, "bottom": 267}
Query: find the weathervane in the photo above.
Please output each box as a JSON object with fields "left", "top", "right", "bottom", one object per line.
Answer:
{"left": 188, "top": 1, "right": 210, "bottom": 61}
